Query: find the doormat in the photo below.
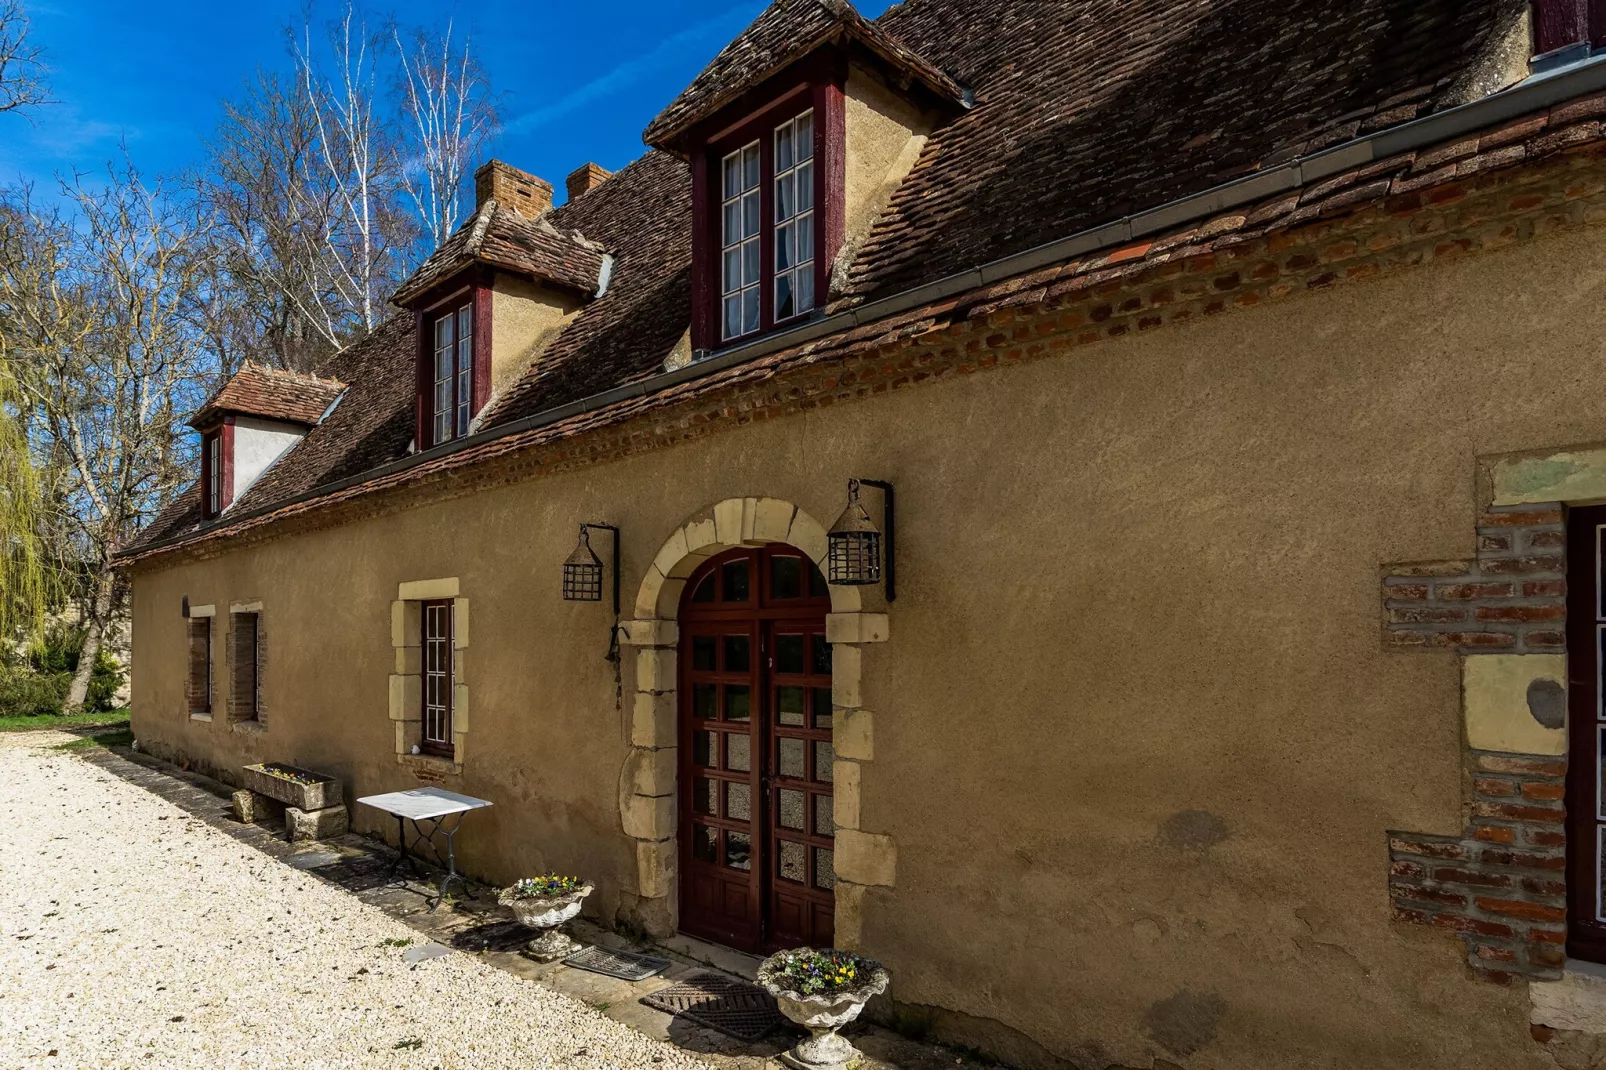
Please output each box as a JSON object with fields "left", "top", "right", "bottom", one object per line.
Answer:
{"left": 639, "top": 971, "right": 783, "bottom": 1042}
{"left": 563, "top": 945, "right": 672, "bottom": 981}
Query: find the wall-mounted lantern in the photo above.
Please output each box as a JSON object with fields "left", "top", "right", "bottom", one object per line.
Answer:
{"left": 562, "top": 523, "right": 619, "bottom": 613}
{"left": 827, "top": 479, "right": 895, "bottom": 601}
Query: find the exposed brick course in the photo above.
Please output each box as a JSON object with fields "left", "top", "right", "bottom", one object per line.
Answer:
{"left": 1389, "top": 753, "right": 1568, "bottom": 981}
{"left": 1382, "top": 505, "right": 1566, "bottom": 653}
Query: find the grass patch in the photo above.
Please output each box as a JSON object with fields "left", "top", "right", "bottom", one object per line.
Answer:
{"left": 0, "top": 708, "right": 129, "bottom": 733}
{"left": 52, "top": 726, "right": 134, "bottom": 753}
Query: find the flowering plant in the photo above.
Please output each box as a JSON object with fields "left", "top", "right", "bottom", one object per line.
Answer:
{"left": 260, "top": 763, "right": 324, "bottom": 785}
{"left": 502, "top": 874, "right": 585, "bottom": 900}
{"left": 759, "top": 948, "right": 883, "bottom": 997}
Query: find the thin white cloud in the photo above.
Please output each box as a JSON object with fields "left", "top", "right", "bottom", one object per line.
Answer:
{"left": 504, "top": 4, "right": 758, "bottom": 134}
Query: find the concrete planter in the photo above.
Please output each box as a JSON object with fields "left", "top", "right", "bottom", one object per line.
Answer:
{"left": 242, "top": 763, "right": 342, "bottom": 813}
{"left": 499, "top": 882, "right": 593, "bottom": 962}
{"left": 758, "top": 949, "right": 889, "bottom": 1070}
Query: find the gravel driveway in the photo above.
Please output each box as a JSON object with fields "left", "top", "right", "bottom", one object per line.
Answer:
{"left": 0, "top": 731, "right": 711, "bottom": 1070}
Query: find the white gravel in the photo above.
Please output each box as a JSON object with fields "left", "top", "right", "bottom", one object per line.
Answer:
{"left": 0, "top": 732, "right": 711, "bottom": 1070}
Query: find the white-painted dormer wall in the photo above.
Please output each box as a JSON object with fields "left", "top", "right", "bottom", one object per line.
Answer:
{"left": 231, "top": 416, "right": 307, "bottom": 503}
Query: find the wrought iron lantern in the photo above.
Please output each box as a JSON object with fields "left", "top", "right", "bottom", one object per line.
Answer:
{"left": 562, "top": 523, "right": 619, "bottom": 612}
{"left": 827, "top": 479, "right": 895, "bottom": 600}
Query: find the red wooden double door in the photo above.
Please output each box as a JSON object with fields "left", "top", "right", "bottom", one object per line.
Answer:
{"left": 679, "top": 546, "right": 836, "bottom": 953}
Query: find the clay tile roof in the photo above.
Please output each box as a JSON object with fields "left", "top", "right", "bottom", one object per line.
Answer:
{"left": 392, "top": 201, "right": 609, "bottom": 307}
{"left": 189, "top": 364, "right": 346, "bottom": 429}
{"left": 643, "top": 0, "right": 965, "bottom": 151}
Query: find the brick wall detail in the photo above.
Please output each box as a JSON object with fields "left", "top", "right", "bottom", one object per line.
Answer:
{"left": 1382, "top": 504, "right": 1565, "bottom": 653}
{"left": 1389, "top": 753, "right": 1567, "bottom": 983}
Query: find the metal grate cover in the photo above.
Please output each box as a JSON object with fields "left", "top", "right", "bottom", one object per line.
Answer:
{"left": 640, "top": 971, "right": 783, "bottom": 1041}
{"left": 564, "top": 945, "right": 671, "bottom": 982}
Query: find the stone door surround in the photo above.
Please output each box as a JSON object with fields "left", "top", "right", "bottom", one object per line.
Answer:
{"left": 619, "top": 497, "right": 893, "bottom": 948}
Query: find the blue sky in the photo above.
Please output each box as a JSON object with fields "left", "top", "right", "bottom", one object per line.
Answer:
{"left": 2, "top": 0, "right": 893, "bottom": 201}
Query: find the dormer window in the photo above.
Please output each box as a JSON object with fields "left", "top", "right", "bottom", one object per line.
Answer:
{"left": 431, "top": 300, "right": 475, "bottom": 444}
{"left": 200, "top": 424, "right": 232, "bottom": 520}
{"left": 710, "top": 100, "right": 830, "bottom": 348}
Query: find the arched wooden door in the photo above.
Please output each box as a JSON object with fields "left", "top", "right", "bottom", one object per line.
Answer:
{"left": 679, "top": 545, "right": 835, "bottom": 953}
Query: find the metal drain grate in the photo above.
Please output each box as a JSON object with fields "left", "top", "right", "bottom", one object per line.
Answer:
{"left": 640, "top": 971, "right": 783, "bottom": 1041}
{"left": 564, "top": 945, "right": 671, "bottom": 981}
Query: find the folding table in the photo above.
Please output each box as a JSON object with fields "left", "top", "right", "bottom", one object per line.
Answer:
{"left": 357, "top": 787, "right": 492, "bottom": 907}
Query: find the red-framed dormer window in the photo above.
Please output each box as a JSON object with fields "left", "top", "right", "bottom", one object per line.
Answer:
{"left": 415, "top": 284, "right": 492, "bottom": 450}
{"left": 199, "top": 420, "right": 234, "bottom": 520}
{"left": 692, "top": 71, "right": 844, "bottom": 353}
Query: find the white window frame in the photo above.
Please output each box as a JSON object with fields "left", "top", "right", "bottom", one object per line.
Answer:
{"left": 773, "top": 109, "right": 816, "bottom": 323}
{"left": 721, "top": 140, "right": 762, "bottom": 342}
{"left": 431, "top": 302, "right": 474, "bottom": 445}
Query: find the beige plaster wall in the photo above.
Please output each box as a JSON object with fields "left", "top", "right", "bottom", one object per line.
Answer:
{"left": 839, "top": 67, "right": 933, "bottom": 282}
{"left": 127, "top": 221, "right": 1606, "bottom": 1070}
{"left": 489, "top": 272, "right": 581, "bottom": 397}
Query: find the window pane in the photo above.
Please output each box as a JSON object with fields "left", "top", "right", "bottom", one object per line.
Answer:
{"left": 743, "top": 145, "right": 760, "bottom": 189}
{"left": 776, "top": 274, "right": 794, "bottom": 321}
{"left": 812, "top": 637, "right": 832, "bottom": 676}
{"left": 724, "top": 154, "right": 740, "bottom": 198}
{"left": 692, "top": 778, "right": 716, "bottom": 815}
{"left": 725, "top": 781, "right": 751, "bottom": 822}
{"left": 723, "top": 201, "right": 740, "bottom": 243}
{"left": 694, "top": 825, "right": 718, "bottom": 863}
{"left": 693, "top": 683, "right": 717, "bottom": 720}
{"left": 779, "top": 788, "right": 805, "bottom": 830}
{"left": 814, "top": 794, "right": 834, "bottom": 836}
{"left": 743, "top": 240, "right": 760, "bottom": 287}
{"left": 435, "top": 411, "right": 451, "bottom": 444}
{"left": 813, "top": 847, "right": 835, "bottom": 889}
{"left": 457, "top": 305, "right": 472, "bottom": 342}
{"left": 797, "top": 267, "right": 815, "bottom": 314}
{"left": 726, "top": 732, "right": 751, "bottom": 772}
{"left": 776, "top": 122, "right": 794, "bottom": 172}
{"left": 798, "top": 161, "right": 814, "bottom": 211}
{"left": 724, "top": 634, "right": 751, "bottom": 671}
{"left": 435, "top": 316, "right": 453, "bottom": 348}
{"left": 727, "top": 831, "right": 751, "bottom": 871}
{"left": 776, "top": 635, "right": 805, "bottom": 675}
{"left": 814, "top": 739, "right": 834, "bottom": 783}
{"left": 722, "top": 559, "right": 750, "bottom": 601}
{"left": 724, "top": 249, "right": 741, "bottom": 295}
{"left": 776, "top": 223, "right": 794, "bottom": 270}
{"left": 797, "top": 112, "right": 814, "bottom": 160}
{"left": 772, "top": 556, "right": 803, "bottom": 599}
{"left": 692, "top": 729, "right": 715, "bottom": 767}
{"left": 743, "top": 289, "right": 760, "bottom": 334}
{"left": 693, "top": 573, "right": 717, "bottom": 603}
{"left": 812, "top": 688, "right": 834, "bottom": 730}
{"left": 777, "top": 686, "right": 806, "bottom": 726}
{"left": 435, "top": 347, "right": 453, "bottom": 379}
{"left": 693, "top": 635, "right": 717, "bottom": 671}
{"left": 779, "top": 737, "right": 805, "bottom": 778}
{"left": 743, "top": 192, "right": 760, "bottom": 236}
{"left": 797, "top": 215, "right": 814, "bottom": 264}
{"left": 776, "top": 173, "right": 794, "bottom": 221}
{"left": 724, "top": 295, "right": 742, "bottom": 340}
{"left": 779, "top": 840, "right": 806, "bottom": 883}
{"left": 724, "top": 685, "right": 751, "bottom": 723}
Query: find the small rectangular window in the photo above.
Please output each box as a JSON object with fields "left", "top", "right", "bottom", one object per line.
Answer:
{"left": 204, "top": 433, "right": 222, "bottom": 517}
{"left": 188, "top": 617, "right": 212, "bottom": 715}
{"left": 422, "top": 600, "right": 454, "bottom": 756}
{"left": 231, "top": 612, "right": 260, "bottom": 722}
{"left": 721, "top": 141, "right": 762, "bottom": 341}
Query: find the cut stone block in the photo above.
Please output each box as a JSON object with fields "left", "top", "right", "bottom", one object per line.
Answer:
{"left": 285, "top": 804, "right": 350, "bottom": 842}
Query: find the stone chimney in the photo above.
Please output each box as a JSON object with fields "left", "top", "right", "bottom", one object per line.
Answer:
{"left": 566, "top": 162, "right": 613, "bottom": 202}
{"left": 475, "top": 160, "right": 554, "bottom": 218}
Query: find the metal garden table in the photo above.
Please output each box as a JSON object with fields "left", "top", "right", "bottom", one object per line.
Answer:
{"left": 357, "top": 787, "right": 492, "bottom": 907}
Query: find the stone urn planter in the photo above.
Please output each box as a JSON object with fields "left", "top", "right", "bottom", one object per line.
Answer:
{"left": 758, "top": 948, "right": 890, "bottom": 1070}
{"left": 498, "top": 877, "right": 593, "bottom": 963}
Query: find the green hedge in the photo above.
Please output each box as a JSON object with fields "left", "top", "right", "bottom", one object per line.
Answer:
{"left": 0, "top": 623, "right": 126, "bottom": 717}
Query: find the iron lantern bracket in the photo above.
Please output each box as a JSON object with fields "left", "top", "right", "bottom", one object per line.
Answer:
{"left": 853, "top": 479, "right": 895, "bottom": 602}
{"left": 579, "top": 523, "right": 621, "bottom": 616}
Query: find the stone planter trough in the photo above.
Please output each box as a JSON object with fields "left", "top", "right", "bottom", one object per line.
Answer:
{"left": 242, "top": 762, "right": 343, "bottom": 812}
{"left": 499, "top": 881, "right": 593, "bottom": 963}
{"left": 758, "top": 949, "right": 890, "bottom": 1070}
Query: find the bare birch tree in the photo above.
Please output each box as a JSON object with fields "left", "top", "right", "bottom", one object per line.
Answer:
{"left": 0, "top": 164, "right": 212, "bottom": 708}
{"left": 395, "top": 19, "right": 498, "bottom": 254}
{"left": 0, "top": 0, "right": 49, "bottom": 115}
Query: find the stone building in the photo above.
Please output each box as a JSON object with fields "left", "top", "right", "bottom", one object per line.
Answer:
{"left": 116, "top": 0, "right": 1606, "bottom": 1065}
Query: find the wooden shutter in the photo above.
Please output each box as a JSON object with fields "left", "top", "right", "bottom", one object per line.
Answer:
{"left": 232, "top": 613, "right": 259, "bottom": 721}
{"left": 187, "top": 619, "right": 211, "bottom": 713}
